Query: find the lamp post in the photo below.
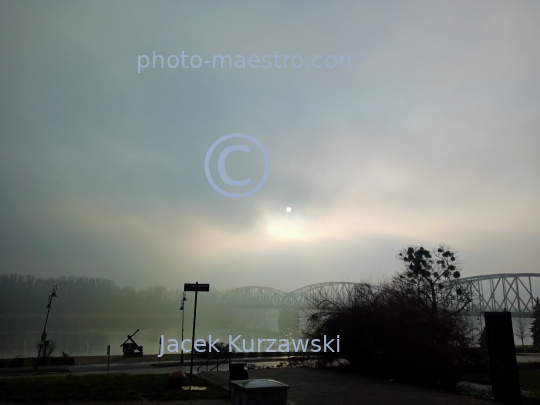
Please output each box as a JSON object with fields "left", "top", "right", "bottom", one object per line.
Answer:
{"left": 34, "top": 285, "right": 58, "bottom": 370}
{"left": 180, "top": 292, "right": 187, "bottom": 364}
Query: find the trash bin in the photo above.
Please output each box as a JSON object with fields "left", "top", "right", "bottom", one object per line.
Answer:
{"left": 229, "top": 362, "right": 249, "bottom": 380}
{"left": 230, "top": 379, "right": 289, "bottom": 405}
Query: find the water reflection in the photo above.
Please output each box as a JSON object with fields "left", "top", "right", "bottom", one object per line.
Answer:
{"left": 0, "top": 310, "right": 285, "bottom": 359}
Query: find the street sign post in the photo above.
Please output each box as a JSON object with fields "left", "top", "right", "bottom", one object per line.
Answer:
{"left": 184, "top": 283, "right": 210, "bottom": 292}
{"left": 184, "top": 282, "right": 209, "bottom": 379}
{"left": 107, "top": 345, "right": 110, "bottom": 375}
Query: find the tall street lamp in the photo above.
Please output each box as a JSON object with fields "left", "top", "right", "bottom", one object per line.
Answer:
{"left": 34, "top": 285, "right": 58, "bottom": 370}
{"left": 180, "top": 292, "right": 187, "bottom": 364}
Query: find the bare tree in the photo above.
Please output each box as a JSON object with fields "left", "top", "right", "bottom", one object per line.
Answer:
{"left": 397, "top": 245, "right": 472, "bottom": 316}
{"left": 514, "top": 317, "right": 531, "bottom": 350}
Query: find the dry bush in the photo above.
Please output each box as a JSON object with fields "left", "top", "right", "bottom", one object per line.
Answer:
{"left": 303, "top": 280, "right": 479, "bottom": 385}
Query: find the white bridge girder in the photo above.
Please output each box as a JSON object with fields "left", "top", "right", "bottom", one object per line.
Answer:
{"left": 453, "top": 273, "right": 539, "bottom": 317}
{"left": 220, "top": 274, "right": 540, "bottom": 317}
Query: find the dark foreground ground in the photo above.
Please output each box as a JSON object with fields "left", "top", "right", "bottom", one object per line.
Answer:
{"left": 204, "top": 368, "right": 492, "bottom": 405}
{"left": 9, "top": 355, "right": 540, "bottom": 404}
{"left": 0, "top": 366, "right": 494, "bottom": 405}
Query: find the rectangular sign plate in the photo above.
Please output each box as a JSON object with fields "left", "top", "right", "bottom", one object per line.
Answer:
{"left": 184, "top": 283, "right": 210, "bottom": 292}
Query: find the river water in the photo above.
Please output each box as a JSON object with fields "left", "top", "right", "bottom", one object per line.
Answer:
{"left": 0, "top": 308, "right": 294, "bottom": 359}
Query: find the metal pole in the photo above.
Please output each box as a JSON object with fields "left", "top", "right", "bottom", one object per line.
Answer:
{"left": 181, "top": 309, "right": 185, "bottom": 363}
{"left": 34, "top": 285, "right": 57, "bottom": 371}
{"left": 189, "top": 283, "right": 199, "bottom": 380}
{"left": 42, "top": 306, "right": 52, "bottom": 333}
{"left": 180, "top": 292, "right": 186, "bottom": 364}
{"left": 107, "top": 345, "right": 110, "bottom": 375}
{"left": 34, "top": 345, "right": 43, "bottom": 371}
{"left": 34, "top": 306, "right": 51, "bottom": 369}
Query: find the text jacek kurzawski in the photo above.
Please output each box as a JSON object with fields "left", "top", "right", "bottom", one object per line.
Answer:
{"left": 157, "top": 335, "right": 339, "bottom": 357}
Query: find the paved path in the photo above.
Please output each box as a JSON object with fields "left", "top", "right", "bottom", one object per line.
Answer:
{"left": 2, "top": 368, "right": 491, "bottom": 405}
{"left": 206, "top": 368, "right": 492, "bottom": 405}
{"left": 4, "top": 357, "right": 524, "bottom": 404}
{"left": 0, "top": 360, "right": 286, "bottom": 378}
{"left": 6, "top": 402, "right": 229, "bottom": 405}
{"left": 516, "top": 353, "right": 540, "bottom": 363}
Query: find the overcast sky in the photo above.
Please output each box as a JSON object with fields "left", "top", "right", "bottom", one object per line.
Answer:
{"left": 1, "top": 1, "right": 539, "bottom": 291}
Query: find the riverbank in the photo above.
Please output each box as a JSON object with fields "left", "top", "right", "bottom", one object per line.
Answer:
{"left": 3, "top": 352, "right": 538, "bottom": 368}
{"left": 0, "top": 353, "right": 291, "bottom": 378}
{"left": 0, "top": 353, "right": 294, "bottom": 368}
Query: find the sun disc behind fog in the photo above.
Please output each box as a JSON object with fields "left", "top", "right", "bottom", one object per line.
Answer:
{"left": 286, "top": 207, "right": 292, "bottom": 213}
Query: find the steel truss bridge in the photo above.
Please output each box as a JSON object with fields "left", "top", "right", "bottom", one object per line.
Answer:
{"left": 218, "top": 273, "right": 540, "bottom": 317}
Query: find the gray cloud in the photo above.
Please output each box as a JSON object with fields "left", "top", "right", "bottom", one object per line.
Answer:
{"left": 1, "top": 1, "right": 539, "bottom": 290}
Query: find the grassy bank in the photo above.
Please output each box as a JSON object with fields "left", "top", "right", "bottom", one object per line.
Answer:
{"left": 460, "top": 363, "right": 540, "bottom": 403}
{"left": 0, "top": 373, "right": 228, "bottom": 402}
{"left": 461, "top": 362, "right": 540, "bottom": 390}
{"left": 0, "top": 356, "right": 74, "bottom": 368}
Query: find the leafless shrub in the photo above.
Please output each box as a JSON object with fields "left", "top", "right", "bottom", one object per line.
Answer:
{"left": 302, "top": 279, "right": 479, "bottom": 385}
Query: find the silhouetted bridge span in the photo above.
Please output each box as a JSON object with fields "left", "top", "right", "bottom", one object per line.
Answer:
{"left": 219, "top": 273, "right": 540, "bottom": 317}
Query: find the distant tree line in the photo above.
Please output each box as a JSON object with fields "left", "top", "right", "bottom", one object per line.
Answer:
{"left": 0, "top": 274, "right": 219, "bottom": 316}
